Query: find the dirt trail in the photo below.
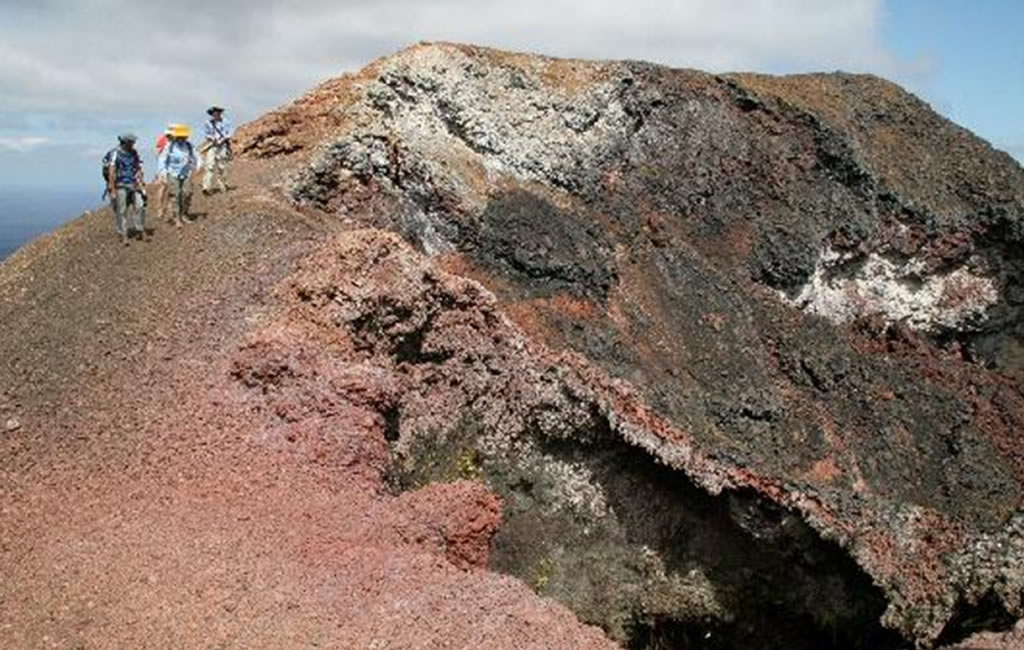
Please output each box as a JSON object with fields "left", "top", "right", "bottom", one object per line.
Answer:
{"left": 0, "top": 160, "right": 615, "bottom": 649}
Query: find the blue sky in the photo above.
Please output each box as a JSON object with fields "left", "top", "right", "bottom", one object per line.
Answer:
{"left": 882, "top": 1, "right": 1024, "bottom": 162}
{"left": 0, "top": 0, "right": 1020, "bottom": 194}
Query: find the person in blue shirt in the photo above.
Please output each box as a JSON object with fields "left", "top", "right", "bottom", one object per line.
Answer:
{"left": 201, "top": 105, "right": 232, "bottom": 195}
{"left": 106, "top": 133, "right": 145, "bottom": 245}
{"left": 158, "top": 124, "right": 198, "bottom": 226}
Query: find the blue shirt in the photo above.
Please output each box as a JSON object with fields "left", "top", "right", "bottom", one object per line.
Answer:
{"left": 203, "top": 118, "right": 232, "bottom": 144}
{"left": 110, "top": 147, "right": 142, "bottom": 186}
{"left": 158, "top": 140, "right": 197, "bottom": 179}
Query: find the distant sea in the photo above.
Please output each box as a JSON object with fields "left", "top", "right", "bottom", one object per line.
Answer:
{"left": 0, "top": 188, "right": 101, "bottom": 261}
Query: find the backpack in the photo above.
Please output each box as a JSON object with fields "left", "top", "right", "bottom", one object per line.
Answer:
{"left": 101, "top": 148, "right": 118, "bottom": 182}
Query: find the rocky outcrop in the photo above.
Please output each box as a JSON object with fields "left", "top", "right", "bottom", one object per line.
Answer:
{"left": 233, "top": 43, "right": 1024, "bottom": 649}
{"left": 246, "top": 43, "right": 1024, "bottom": 364}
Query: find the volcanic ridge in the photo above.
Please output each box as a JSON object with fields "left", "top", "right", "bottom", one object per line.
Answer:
{"left": 2, "top": 42, "right": 1023, "bottom": 650}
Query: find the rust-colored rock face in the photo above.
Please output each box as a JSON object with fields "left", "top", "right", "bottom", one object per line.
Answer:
{"left": 2, "top": 43, "right": 1023, "bottom": 649}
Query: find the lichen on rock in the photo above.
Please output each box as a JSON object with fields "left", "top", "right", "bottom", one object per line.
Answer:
{"left": 788, "top": 245, "right": 1000, "bottom": 333}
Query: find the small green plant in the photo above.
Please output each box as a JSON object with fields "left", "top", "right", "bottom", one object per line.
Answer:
{"left": 454, "top": 447, "right": 483, "bottom": 480}
{"left": 532, "top": 556, "right": 556, "bottom": 593}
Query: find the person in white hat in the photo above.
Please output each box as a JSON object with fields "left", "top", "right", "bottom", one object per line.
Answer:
{"left": 200, "top": 105, "right": 231, "bottom": 195}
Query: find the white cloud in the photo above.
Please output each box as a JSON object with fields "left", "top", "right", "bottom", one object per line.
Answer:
{"left": 0, "top": 136, "right": 51, "bottom": 152}
{"left": 0, "top": 0, "right": 929, "bottom": 184}
{"left": 0, "top": 0, "right": 904, "bottom": 122}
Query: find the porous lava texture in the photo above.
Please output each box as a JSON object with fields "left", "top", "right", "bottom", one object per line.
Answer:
{"left": 2, "top": 42, "right": 1023, "bottom": 650}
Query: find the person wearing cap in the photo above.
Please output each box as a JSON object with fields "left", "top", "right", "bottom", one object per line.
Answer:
{"left": 107, "top": 133, "right": 145, "bottom": 244}
{"left": 158, "top": 124, "right": 198, "bottom": 226}
{"left": 201, "top": 105, "right": 232, "bottom": 195}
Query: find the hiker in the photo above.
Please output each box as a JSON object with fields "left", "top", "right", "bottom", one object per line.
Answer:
{"left": 105, "top": 133, "right": 146, "bottom": 245}
{"left": 200, "top": 105, "right": 231, "bottom": 195}
{"left": 158, "top": 124, "right": 198, "bottom": 226}
{"left": 154, "top": 125, "right": 173, "bottom": 217}
{"left": 155, "top": 125, "right": 172, "bottom": 156}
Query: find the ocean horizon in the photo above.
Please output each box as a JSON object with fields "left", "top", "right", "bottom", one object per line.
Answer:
{"left": 0, "top": 187, "right": 101, "bottom": 261}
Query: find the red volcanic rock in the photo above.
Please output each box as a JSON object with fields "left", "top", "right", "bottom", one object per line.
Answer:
{"left": 389, "top": 481, "right": 504, "bottom": 570}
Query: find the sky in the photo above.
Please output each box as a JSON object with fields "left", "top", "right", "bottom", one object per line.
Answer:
{"left": 0, "top": 0, "right": 1021, "bottom": 193}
